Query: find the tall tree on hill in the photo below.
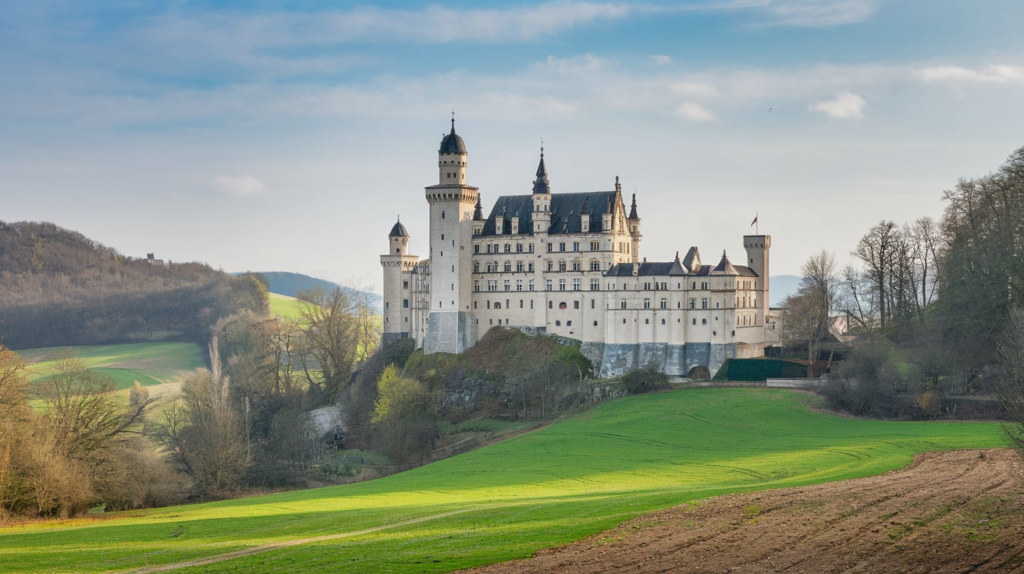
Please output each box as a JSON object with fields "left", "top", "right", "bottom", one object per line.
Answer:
{"left": 997, "top": 307, "right": 1024, "bottom": 453}
{"left": 297, "top": 286, "right": 380, "bottom": 404}
{"left": 937, "top": 146, "right": 1024, "bottom": 380}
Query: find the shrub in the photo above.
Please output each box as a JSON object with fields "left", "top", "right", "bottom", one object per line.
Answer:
{"left": 622, "top": 365, "right": 669, "bottom": 395}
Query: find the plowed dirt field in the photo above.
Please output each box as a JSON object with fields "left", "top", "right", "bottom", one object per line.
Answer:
{"left": 464, "top": 449, "right": 1024, "bottom": 574}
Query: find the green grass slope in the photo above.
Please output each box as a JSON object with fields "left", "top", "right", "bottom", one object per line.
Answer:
{"left": 268, "top": 292, "right": 306, "bottom": 321}
{"left": 0, "top": 389, "right": 1007, "bottom": 573}
{"left": 21, "top": 342, "right": 205, "bottom": 390}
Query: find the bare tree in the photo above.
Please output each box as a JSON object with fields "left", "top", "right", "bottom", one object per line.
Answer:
{"left": 298, "top": 286, "right": 380, "bottom": 403}
{"left": 783, "top": 251, "right": 838, "bottom": 363}
{"left": 854, "top": 221, "right": 899, "bottom": 327}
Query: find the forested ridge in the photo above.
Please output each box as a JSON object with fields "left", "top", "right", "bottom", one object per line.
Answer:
{"left": 0, "top": 221, "right": 267, "bottom": 349}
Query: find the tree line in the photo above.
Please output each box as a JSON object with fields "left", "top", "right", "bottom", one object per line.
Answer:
{"left": 783, "top": 146, "right": 1024, "bottom": 426}
{"left": 0, "top": 221, "right": 267, "bottom": 349}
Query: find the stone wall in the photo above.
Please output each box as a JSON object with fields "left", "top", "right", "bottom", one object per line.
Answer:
{"left": 424, "top": 311, "right": 474, "bottom": 354}
{"left": 588, "top": 341, "right": 738, "bottom": 378}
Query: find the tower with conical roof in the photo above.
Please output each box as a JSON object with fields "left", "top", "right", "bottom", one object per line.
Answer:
{"left": 531, "top": 145, "right": 552, "bottom": 235}
{"left": 627, "top": 193, "right": 642, "bottom": 263}
{"left": 423, "top": 117, "right": 479, "bottom": 354}
{"left": 380, "top": 217, "right": 419, "bottom": 343}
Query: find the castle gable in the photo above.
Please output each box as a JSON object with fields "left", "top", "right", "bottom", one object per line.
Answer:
{"left": 480, "top": 191, "right": 617, "bottom": 236}
{"left": 606, "top": 260, "right": 687, "bottom": 277}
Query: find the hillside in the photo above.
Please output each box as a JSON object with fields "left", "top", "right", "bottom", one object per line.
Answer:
{"left": 0, "top": 388, "right": 1005, "bottom": 573}
{"left": 242, "top": 271, "right": 382, "bottom": 309}
{"left": 0, "top": 221, "right": 266, "bottom": 349}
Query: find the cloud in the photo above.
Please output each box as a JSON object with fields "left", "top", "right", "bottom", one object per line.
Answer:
{"left": 756, "top": 0, "right": 878, "bottom": 27}
{"left": 534, "top": 54, "right": 608, "bottom": 75}
{"left": 672, "top": 102, "right": 718, "bottom": 122}
{"left": 213, "top": 175, "right": 267, "bottom": 197}
{"left": 670, "top": 81, "right": 720, "bottom": 99}
{"left": 809, "top": 92, "right": 866, "bottom": 119}
{"left": 650, "top": 55, "right": 672, "bottom": 66}
{"left": 913, "top": 65, "right": 1024, "bottom": 84}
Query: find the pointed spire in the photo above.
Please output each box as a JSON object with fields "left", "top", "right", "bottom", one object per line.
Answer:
{"left": 675, "top": 250, "right": 680, "bottom": 262}
{"left": 473, "top": 194, "right": 483, "bottom": 221}
{"left": 580, "top": 201, "right": 589, "bottom": 214}
{"left": 628, "top": 193, "right": 639, "bottom": 219}
{"left": 439, "top": 113, "right": 467, "bottom": 154}
{"left": 389, "top": 216, "right": 409, "bottom": 237}
{"left": 532, "top": 142, "right": 550, "bottom": 195}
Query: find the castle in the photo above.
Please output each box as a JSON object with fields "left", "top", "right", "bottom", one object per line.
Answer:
{"left": 381, "top": 120, "right": 772, "bottom": 378}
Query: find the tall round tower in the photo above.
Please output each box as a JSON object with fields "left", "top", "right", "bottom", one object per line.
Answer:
{"left": 423, "top": 119, "right": 479, "bottom": 354}
{"left": 380, "top": 217, "right": 417, "bottom": 344}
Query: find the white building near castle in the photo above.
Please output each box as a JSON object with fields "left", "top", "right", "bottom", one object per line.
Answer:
{"left": 381, "top": 121, "right": 772, "bottom": 378}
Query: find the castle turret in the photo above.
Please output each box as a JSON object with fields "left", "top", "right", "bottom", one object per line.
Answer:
{"left": 627, "top": 193, "right": 642, "bottom": 263}
{"left": 531, "top": 146, "right": 552, "bottom": 235}
{"left": 380, "top": 217, "right": 418, "bottom": 344}
{"left": 743, "top": 233, "right": 772, "bottom": 326}
{"left": 423, "top": 118, "right": 478, "bottom": 354}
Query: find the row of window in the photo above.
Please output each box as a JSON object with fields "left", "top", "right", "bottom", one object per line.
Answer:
{"left": 477, "top": 243, "right": 536, "bottom": 254}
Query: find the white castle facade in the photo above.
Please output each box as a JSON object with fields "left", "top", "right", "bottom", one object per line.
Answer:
{"left": 381, "top": 121, "right": 772, "bottom": 378}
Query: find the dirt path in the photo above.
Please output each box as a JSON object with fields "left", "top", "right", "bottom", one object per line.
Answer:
{"left": 464, "top": 449, "right": 1024, "bottom": 574}
{"left": 123, "top": 508, "right": 476, "bottom": 573}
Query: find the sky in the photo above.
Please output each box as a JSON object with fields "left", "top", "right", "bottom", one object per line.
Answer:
{"left": 3, "top": 1, "right": 1023, "bottom": 294}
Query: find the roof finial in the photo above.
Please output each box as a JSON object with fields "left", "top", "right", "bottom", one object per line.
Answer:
{"left": 540, "top": 138, "right": 544, "bottom": 159}
{"left": 451, "top": 109, "right": 455, "bottom": 130}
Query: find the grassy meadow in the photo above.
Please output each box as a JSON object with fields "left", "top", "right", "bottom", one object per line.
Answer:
{"left": 0, "top": 388, "right": 1007, "bottom": 573}
{"left": 268, "top": 292, "right": 306, "bottom": 321}
{"left": 21, "top": 342, "right": 205, "bottom": 391}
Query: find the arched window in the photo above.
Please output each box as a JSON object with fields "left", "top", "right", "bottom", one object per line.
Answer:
{"left": 559, "top": 302, "right": 567, "bottom": 310}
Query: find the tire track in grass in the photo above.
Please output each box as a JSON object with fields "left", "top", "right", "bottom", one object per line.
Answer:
{"left": 122, "top": 507, "right": 480, "bottom": 574}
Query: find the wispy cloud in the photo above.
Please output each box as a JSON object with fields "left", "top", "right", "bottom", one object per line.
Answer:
{"left": 757, "top": 0, "right": 879, "bottom": 27}
{"left": 650, "top": 55, "right": 672, "bottom": 66}
{"left": 213, "top": 175, "right": 267, "bottom": 197}
{"left": 913, "top": 65, "right": 1024, "bottom": 84}
{"left": 809, "top": 92, "right": 866, "bottom": 119}
{"left": 534, "top": 54, "right": 608, "bottom": 75}
{"left": 673, "top": 102, "right": 718, "bottom": 122}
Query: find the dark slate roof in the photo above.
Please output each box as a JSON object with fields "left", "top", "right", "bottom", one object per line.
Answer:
{"left": 711, "top": 251, "right": 738, "bottom": 276}
{"left": 473, "top": 195, "right": 483, "bottom": 221}
{"left": 480, "top": 191, "right": 617, "bottom": 236}
{"left": 606, "top": 260, "right": 687, "bottom": 277}
{"left": 628, "top": 193, "right": 639, "bottom": 219}
{"left": 688, "top": 263, "right": 759, "bottom": 277}
{"left": 533, "top": 155, "right": 550, "bottom": 194}
{"left": 439, "top": 120, "right": 467, "bottom": 154}
{"left": 389, "top": 219, "right": 409, "bottom": 237}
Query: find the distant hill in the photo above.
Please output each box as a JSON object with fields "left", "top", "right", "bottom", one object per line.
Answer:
{"left": 0, "top": 221, "right": 265, "bottom": 349}
{"left": 244, "top": 271, "right": 382, "bottom": 310}
{"left": 770, "top": 275, "right": 801, "bottom": 307}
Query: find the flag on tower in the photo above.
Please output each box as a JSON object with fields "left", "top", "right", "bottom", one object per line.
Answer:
{"left": 750, "top": 214, "right": 758, "bottom": 227}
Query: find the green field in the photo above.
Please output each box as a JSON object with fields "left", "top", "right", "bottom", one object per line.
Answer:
{"left": 21, "top": 342, "right": 205, "bottom": 391}
{"left": 0, "top": 388, "right": 1007, "bottom": 573}
{"left": 268, "top": 292, "right": 306, "bottom": 320}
